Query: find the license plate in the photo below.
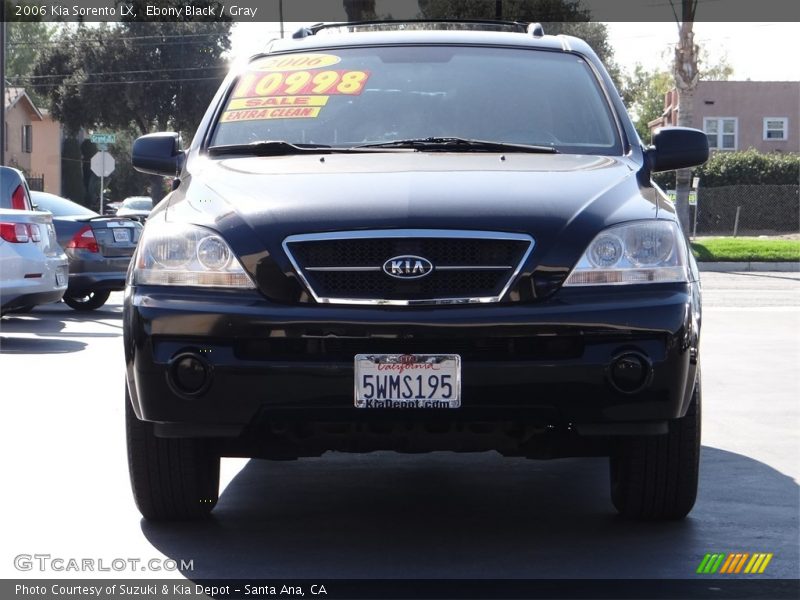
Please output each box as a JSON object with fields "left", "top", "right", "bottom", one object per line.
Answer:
{"left": 112, "top": 228, "right": 131, "bottom": 243}
{"left": 354, "top": 354, "right": 461, "bottom": 409}
{"left": 56, "top": 268, "right": 67, "bottom": 286}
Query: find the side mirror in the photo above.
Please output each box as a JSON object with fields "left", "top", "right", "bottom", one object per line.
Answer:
{"left": 132, "top": 132, "right": 185, "bottom": 177}
{"left": 648, "top": 127, "right": 709, "bottom": 172}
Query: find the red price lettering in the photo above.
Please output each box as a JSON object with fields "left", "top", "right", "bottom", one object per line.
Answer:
{"left": 233, "top": 70, "right": 370, "bottom": 98}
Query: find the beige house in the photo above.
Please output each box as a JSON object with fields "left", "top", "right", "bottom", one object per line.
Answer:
{"left": 649, "top": 81, "right": 799, "bottom": 153}
{"left": 4, "top": 86, "right": 62, "bottom": 193}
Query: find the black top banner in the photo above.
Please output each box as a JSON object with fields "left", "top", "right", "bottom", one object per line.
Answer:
{"left": 3, "top": 0, "right": 800, "bottom": 23}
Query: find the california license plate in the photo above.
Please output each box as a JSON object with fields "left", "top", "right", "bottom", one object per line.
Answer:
{"left": 112, "top": 228, "right": 131, "bottom": 243}
{"left": 354, "top": 354, "right": 461, "bottom": 409}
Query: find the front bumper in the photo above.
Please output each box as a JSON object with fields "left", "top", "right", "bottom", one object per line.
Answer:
{"left": 124, "top": 282, "right": 701, "bottom": 446}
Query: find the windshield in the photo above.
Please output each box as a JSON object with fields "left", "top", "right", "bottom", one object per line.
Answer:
{"left": 31, "top": 192, "right": 97, "bottom": 217}
{"left": 211, "top": 46, "right": 621, "bottom": 154}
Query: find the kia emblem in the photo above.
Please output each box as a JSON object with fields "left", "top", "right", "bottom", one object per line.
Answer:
{"left": 382, "top": 255, "right": 434, "bottom": 279}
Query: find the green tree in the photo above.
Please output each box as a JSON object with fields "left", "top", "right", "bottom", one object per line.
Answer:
{"left": 32, "top": 4, "right": 231, "bottom": 201}
{"left": 4, "top": 10, "right": 52, "bottom": 106}
{"left": 698, "top": 49, "right": 733, "bottom": 81}
{"left": 621, "top": 65, "right": 673, "bottom": 144}
{"left": 343, "top": 0, "right": 377, "bottom": 20}
{"left": 34, "top": 20, "right": 230, "bottom": 139}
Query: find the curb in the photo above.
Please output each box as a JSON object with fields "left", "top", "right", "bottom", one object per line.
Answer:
{"left": 698, "top": 261, "right": 800, "bottom": 272}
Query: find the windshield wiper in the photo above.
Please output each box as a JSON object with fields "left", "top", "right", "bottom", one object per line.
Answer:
{"left": 208, "top": 141, "right": 336, "bottom": 156}
{"left": 354, "top": 137, "right": 559, "bottom": 153}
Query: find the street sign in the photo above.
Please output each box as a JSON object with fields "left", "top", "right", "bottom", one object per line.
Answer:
{"left": 666, "top": 190, "right": 697, "bottom": 206}
{"left": 91, "top": 151, "right": 115, "bottom": 215}
{"left": 90, "top": 133, "right": 116, "bottom": 145}
{"left": 91, "top": 152, "right": 115, "bottom": 177}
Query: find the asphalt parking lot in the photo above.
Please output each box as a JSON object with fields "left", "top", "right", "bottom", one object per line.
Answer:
{"left": 0, "top": 272, "right": 797, "bottom": 586}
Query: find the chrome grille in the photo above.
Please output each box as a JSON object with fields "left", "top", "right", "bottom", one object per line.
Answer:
{"left": 283, "top": 230, "right": 534, "bottom": 305}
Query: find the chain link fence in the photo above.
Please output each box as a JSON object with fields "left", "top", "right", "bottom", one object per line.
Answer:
{"left": 689, "top": 184, "right": 800, "bottom": 236}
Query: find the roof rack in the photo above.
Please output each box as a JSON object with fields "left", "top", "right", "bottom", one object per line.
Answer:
{"left": 292, "top": 20, "right": 544, "bottom": 39}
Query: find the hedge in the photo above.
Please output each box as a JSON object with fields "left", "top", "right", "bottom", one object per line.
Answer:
{"left": 653, "top": 149, "right": 800, "bottom": 189}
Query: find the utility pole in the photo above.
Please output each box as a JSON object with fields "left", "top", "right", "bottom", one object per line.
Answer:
{"left": 671, "top": 0, "right": 700, "bottom": 239}
{"left": 279, "top": 0, "right": 284, "bottom": 38}
{"left": 1, "top": 9, "right": 6, "bottom": 166}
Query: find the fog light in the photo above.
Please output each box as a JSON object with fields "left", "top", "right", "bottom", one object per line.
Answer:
{"left": 168, "top": 353, "right": 210, "bottom": 395}
{"left": 608, "top": 352, "right": 651, "bottom": 394}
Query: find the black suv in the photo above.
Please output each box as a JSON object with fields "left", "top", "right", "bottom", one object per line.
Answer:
{"left": 126, "top": 21, "right": 708, "bottom": 521}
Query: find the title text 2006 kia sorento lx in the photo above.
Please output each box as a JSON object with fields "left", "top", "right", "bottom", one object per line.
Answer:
{"left": 125, "top": 22, "right": 708, "bottom": 521}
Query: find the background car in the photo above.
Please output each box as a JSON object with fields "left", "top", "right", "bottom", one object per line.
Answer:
{"left": 115, "top": 196, "right": 153, "bottom": 221}
{"left": 0, "top": 207, "right": 68, "bottom": 316}
{"left": 104, "top": 201, "right": 122, "bottom": 215}
{"left": 31, "top": 191, "right": 143, "bottom": 311}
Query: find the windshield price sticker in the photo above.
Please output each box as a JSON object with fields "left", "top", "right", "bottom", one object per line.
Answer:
{"left": 220, "top": 107, "right": 323, "bottom": 122}
{"left": 223, "top": 67, "right": 370, "bottom": 122}
{"left": 232, "top": 70, "right": 370, "bottom": 99}
{"left": 227, "top": 96, "right": 330, "bottom": 110}
{"left": 255, "top": 53, "right": 342, "bottom": 72}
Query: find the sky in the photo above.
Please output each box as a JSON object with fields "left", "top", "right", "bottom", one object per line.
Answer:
{"left": 230, "top": 21, "right": 800, "bottom": 82}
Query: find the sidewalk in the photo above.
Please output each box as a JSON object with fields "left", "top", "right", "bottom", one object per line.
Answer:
{"left": 698, "top": 262, "right": 799, "bottom": 272}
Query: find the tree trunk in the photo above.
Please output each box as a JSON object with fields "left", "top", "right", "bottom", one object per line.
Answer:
{"left": 673, "top": 12, "right": 699, "bottom": 239}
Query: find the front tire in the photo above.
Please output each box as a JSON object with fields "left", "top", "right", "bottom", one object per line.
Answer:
{"left": 609, "top": 375, "right": 701, "bottom": 520}
{"left": 125, "top": 385, "right": 220, "bottom": 520}
{"left": 63, "top": 290, "right": 111, "bottom": 311}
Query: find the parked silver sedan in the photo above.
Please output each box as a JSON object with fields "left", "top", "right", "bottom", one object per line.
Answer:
{"left": 0, "top": 208, "right": 68, "bottom": 316}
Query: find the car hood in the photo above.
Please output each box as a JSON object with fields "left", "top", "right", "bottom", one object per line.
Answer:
{"left": 166, "top": 152, "right": 667, "bottom": 300}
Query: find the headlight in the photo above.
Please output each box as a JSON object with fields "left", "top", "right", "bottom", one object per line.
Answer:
{"left": 564, "top": 220, "right": 688, "bottom": 286}
{"left": 133, "top": 221, "right": 255, "bottom": 288}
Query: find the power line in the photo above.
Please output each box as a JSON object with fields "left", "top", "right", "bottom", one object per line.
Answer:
{"left": 6, "top": 31, "right": 229, "bottom": 46}
{"left": 8, "top": 38, "right": 228, "bottom": 48}
{"left": 15, "top": 76, "right": 223, "bottom": 88}
{"left": 12, "top": 65, "right": 228, "bottom": 79}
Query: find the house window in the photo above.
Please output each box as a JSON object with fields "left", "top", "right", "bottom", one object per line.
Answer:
{"left": 703, "top": 117, "right": 737, "bottom": 150}
{"left": 21, "top": 125, "right": 33, "bottom": 153}
{"left": 763, "top": 118, "right": 788, "bottom": 141}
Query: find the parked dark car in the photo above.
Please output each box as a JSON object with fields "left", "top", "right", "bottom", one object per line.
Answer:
{"left": 31, "top": 192, "right": 142, "bottom": 310}
{"left": 125, "top": 21, "right": 708, "bottom": 521}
